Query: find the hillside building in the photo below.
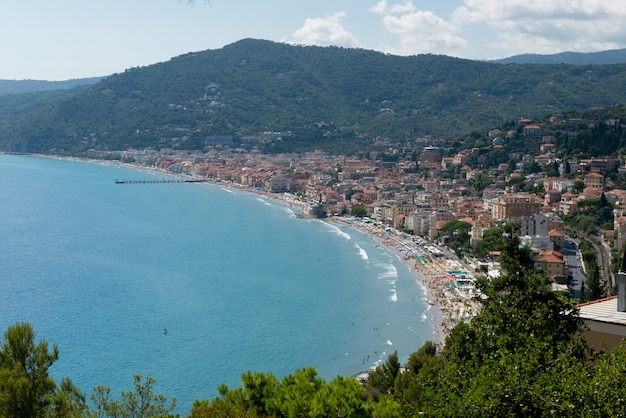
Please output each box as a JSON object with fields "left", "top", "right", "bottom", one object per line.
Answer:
{"left": 491, "top": 193, "right": 543, "bottom": 220}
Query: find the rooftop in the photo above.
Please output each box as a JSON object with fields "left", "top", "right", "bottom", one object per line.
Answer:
{"left": 578, "top": 296, "right": 626, "bottom": 326}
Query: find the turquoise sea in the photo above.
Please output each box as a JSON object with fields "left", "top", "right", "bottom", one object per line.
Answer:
{"left": 0, "top": 155, "right": 434, "bottom": 412}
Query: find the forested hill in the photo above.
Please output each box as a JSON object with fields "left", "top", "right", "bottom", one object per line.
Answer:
{"left": 0, "top": 77, "right": 102, "bottom": 96}
{"left": 491, "top": 48, "right": 626, "bottom": 65}
{"left": 2, "top": 38, "right": 626, "bottom": 154}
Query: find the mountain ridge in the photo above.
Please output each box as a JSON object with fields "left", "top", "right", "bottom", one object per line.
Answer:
{"left": 2, "top": 39, "right": 626, "bottom": 154}
{"left": 490, "top": 48, "right": 626, "bottom": 65}
{"left": 0, "top": 77, "right": 103, "bottom": 96}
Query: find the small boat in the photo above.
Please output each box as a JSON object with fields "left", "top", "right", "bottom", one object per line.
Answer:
{"left": 162, "top": 328, "right": 168, "bottom": 335}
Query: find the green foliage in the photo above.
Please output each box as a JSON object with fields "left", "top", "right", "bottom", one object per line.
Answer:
{"left": 0, "top": 78, "right": 101, "bottom": 96}
{"left": 0, "top": 322, "right": 58, "bottom": 417}
{"left": 581, "top": 262, "right": 606, "bottom": 302}
{"left": 467, "top": 172, "right": 494, "bottom": 195}
{"left": 411, "top": 232, "right": 589, "bottom": 416}
{"left": 366, "top": 351, "right": 401, "bottom": 396}
{"left": 562, "top": 195, "right": 614, "bottom": 233}
{"left": 392, "top": 342, "right": 438, "bottom": 414}
{"left": 188, "top": 398, "right": 260, "bottom": 417}
{"left": 195, "top": 367, "right": 396, "bottom": 417}
{"left": 578, "top": 238, "right": 597, "bottom": 264}
{"left": 439, "top": 220, "right": 471, "bottom": 233}
{"left": 472, "top": 226, "right": 508, "bottom": 259}
{"left": 90, "top": 375, "right": 177, "bottom": 418}
{"left": 0, "top": 322, "right": 86, "bottom": 417}
{"left": 438, "top": 220, "right": 471, "bottom": 254}
{"left": 350, "top": 205, "right": 367, "bottom": 217}
{"left": 506, "top": 175, "right": 525, "bottom": 187}
{"left": 557, "top": 111, "right": 626, "bottom": 157}
{"left": 51, "top": 378, "right": 89, "bottom": 418}
{"left": 496, "top": 224, "right": 537, "bottom": 283}
{"left": 573, "top": 179, "right": 585, "bottom": 192}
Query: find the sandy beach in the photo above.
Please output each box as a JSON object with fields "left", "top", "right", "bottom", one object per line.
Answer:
{"left": 256, "top": 184, "right": 481, "bottom": 347}
{"left": 328, "top": 217, "right": 481, "bottom": 347}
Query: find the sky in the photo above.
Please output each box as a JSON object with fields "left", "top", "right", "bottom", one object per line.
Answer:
{"left": 2, "top": 0, "right": 626, "bottom": 81}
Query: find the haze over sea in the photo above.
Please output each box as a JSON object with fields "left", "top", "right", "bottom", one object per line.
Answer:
{"left": 0, "top": 155, "right": 433, "bottom": 411}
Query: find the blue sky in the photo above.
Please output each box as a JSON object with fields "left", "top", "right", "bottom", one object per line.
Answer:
{"left": 2, "top": 0, "right": 626, "bottom": 80}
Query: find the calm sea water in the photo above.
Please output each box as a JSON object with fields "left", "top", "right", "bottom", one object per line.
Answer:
{"left": 0, "top": 155, "right": 433, "bottom": 412}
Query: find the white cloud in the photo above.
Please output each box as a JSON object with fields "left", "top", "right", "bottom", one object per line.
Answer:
{"left": 457, "top": 0, "right": 621, "bottom": 22}
{"left": 369, "top": 1, "right": 470, "bottom": 56}
{"left": 369, "top": 0, "right": 416, "bottom": 15}
{"left": 287, "top": 12, "right": 359, "bottom": 48}
{"left": 288, "top": 1, "right": 626, "bottom": 60}
{"left": 369, "top": 0, "right": 389, "bottom": 15}
{"left": 453, "top": 0, "right": 626, "bottom": 56}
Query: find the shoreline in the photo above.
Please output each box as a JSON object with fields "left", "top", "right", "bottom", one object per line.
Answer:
{"left": 329, "top": 218, "right": 481, "bottom": 347}
{"left": 25, "top": 154, "right": 478, "bottom": 347}
{"left": 329, "top": 217, "right": 444, "bottom": 346}
{"left": 239, "top": 184, "right": 480, "bottom": 346}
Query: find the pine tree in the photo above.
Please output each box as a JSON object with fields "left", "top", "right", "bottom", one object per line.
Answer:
{"left": 0, "top": 322, "right": 86, "bottom": 417}
{"left": 585, "top": 263, "right": 606, "bottom": 301}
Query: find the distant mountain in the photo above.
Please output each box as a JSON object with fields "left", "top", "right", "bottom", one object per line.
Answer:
{"left": 2, "top": 39, "right": 626, "bottom": 154}
{"left": 0, "top": 77, "right": 103, "bottom": 96}
{"left": 491, "top": 49, "right": 626, "bottom": 65}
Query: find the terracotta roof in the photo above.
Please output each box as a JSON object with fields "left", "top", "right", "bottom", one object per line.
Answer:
{"left": 537, "top": 250, "right": 564, "bottom": 263}
{"left": 539, "top": 254, "right": 564, "bottom": 264}
{"left": 542, "top": 249, "right": 564, "bottom": 258}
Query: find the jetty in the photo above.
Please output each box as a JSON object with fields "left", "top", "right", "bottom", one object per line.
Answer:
{"left": 114, "top": 178, "right": 207, "bottom": 184}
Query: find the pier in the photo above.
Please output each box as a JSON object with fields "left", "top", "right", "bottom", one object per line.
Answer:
{"left": 114, "top": 178, "right": 207, "bottom": 184}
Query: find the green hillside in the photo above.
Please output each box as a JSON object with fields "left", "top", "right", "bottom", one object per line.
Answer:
{"left": 0, "top": 77, "right": 102, "bottom": 96}
{"left": 2, "top": 39, "right": 626, "bottom": 154}
{"left": 491, "top": 48, "right": 626, "bottom": 65}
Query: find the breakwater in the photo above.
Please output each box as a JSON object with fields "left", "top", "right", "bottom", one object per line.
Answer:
{"left": 114, "top": 178, "right": 207, "bottom": 184}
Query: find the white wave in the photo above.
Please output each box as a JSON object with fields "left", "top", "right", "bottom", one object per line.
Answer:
{"left": 389, "top": 289, "right": 398, "bottom": 303}
{"left": 256, "top": 197, "right": 272, "bottom": 207}
{"left": 377, "top": 264, "right": 398, "bottom": 280}
{"left": 355, "top": 244, "right": 369, "bottom": 261}
{"left": 220, "top": 187, "right": 237, "bottom": 195}
{"left": 421, "top": 313, "right": 428, "bottom": 322}
{"left": 325, "top": 223, "right": 351, "bottom": 240}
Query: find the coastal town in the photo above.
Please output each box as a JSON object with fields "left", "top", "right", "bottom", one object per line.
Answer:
{"left": 93, "top": 113, "right": 626, "bottom": 343}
